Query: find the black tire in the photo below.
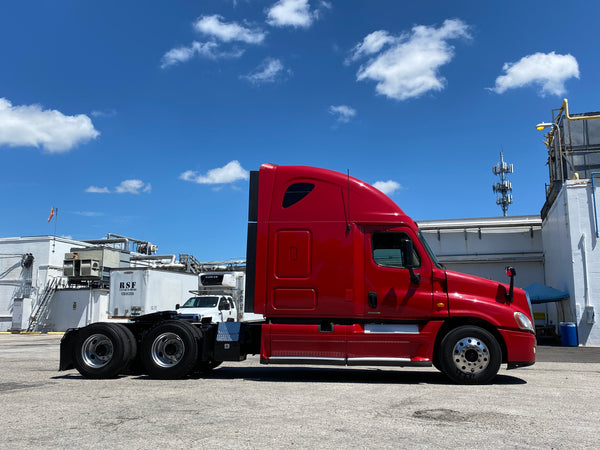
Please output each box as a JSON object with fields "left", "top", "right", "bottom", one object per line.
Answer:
{"left": 438, "top": 326, "right": 502, "bottom": 384}
{"left": 73, "top": 322, "right": 131, "bottom": 379}
{"left": 111, "top": 323, "right": 138, "bottom": 371}
{"left": 141, "top": 320, "right": 202, "bottom": 379}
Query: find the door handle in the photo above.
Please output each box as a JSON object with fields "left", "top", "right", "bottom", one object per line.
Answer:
{"left": 368, "top": 292, "right": 378, "bottom": 308}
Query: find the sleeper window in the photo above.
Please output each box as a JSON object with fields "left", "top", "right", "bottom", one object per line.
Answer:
{"left": 282, "top": 183, "right": 315, "bottom": 208}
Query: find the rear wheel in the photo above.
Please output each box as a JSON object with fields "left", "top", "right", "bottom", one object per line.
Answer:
{"left": 141, "top": 321, "right": 202, "bottom": 379}
{"left": 112, "top": 323, "right": 138, "bottom": 372}
{"left": 73, "top": 323, "right": 132, "bottom": 378}
{"left": 439, "top": 326, "right": 502, "bottom": 384}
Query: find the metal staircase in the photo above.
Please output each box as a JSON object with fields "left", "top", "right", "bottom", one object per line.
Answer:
{"left": 179, "top": 254, "right": 202, "bottom": 274}
{"left": 27, "top": 277, "right": 60, "bottom": 332}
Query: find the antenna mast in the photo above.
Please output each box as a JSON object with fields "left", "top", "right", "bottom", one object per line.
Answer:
{"left": 492, "top": 152, "right": 513, "bottom": 216}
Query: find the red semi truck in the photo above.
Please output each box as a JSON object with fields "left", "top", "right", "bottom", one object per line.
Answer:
{"left": 59, "top": 164, "right": 536, "bottom": 384}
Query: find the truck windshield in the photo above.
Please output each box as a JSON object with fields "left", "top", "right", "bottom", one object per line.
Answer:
{"left": 181, "top": 296, "right": 220, "bottom": 308}
{"left": 417, "top": 230, "right": 443, "bottom": 270}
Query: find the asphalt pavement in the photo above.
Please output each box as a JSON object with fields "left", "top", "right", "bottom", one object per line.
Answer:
{"left": 0, "top": 335, "right": 599, "bottom": 449}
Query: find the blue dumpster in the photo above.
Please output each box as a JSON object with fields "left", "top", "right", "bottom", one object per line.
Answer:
{"left": 560, "top": 322, "right": 578, "bottom": 347}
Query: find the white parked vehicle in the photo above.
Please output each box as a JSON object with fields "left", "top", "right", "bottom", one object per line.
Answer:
{"left": 176, "top": 295, "right": 237, "bottom": 323}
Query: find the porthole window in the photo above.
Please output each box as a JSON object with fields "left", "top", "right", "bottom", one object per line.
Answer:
{"left": 283, "top": 183, "right": 315, "bottom": 208}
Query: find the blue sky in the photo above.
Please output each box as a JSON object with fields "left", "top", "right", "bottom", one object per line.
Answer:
{"left": 1, "top": 0, "right": 598, "bottom": 260}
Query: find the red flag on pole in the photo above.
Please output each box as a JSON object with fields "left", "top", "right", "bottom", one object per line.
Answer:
{"left": 47, "top": 207, "right": 55, "bottom": 222}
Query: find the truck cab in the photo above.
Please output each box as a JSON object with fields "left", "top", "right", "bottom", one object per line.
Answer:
{"left": 177, "top": 295, "right": 237, "bottom": 323}
{"left": 245, "top": 164, "right": 536, "bottom": 383}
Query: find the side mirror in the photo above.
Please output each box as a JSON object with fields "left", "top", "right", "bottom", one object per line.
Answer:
{"left": 401, "top": 238, "right": 421, "bottom": 285}
{"left": 400, "top": 238, "right": 414, "bottom": 268}
{"left": 505, "top": 266, "right": 516, "bottom": 302}
{"left": 175, "top": 304, "right": 180, "bottom": 310}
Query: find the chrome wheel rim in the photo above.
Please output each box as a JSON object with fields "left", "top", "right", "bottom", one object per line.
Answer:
{"left": 151, "top": 332, "right": 185, "bottom": 367}
{"left": 452, "top": 337, "right": 490, "bottom": 374}
{"left": 81, "top": 333, "right": 114, "bottom": 368}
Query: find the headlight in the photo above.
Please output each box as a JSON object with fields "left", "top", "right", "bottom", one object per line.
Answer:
{"left": 514, "top": 311, "right": 534, "bottom": 332}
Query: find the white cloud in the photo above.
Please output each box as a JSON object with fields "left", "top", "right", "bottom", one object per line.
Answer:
{"left": 267, "top": 0, "right": 330, "bottom": 28}
{"left": 115, "top": 180, "right": 152, "bottom": 194}
{"left": 194, "top": 15, "right": 265, "bottom": 44}
{"left": 87, "top": 180, "right": 151, "bottom": 194}
{"left": 348, "top": 19, "right": 471, "bottom": 101}
{"left": 180, "top": 160, "right": 249, "bottom": 184}
{"left": 267, "top": 0, "right": 312, "bottom": 28}
{"left": 0, "top": 98, "right": 100, "bottom": 153}
{"left": 72, "top": 211, "right": 104, "bottom": 217}
{"left": 373, "top": 180, "right": 402, "bottom": 195}
{"left": 329, "top": 105, "right": 356, "bottom": 123}
{"left": 162, "top": 15, "right": 262, "bottom": 68}
{"left": 242, "top": 58, "right": 288, "bottom": 84}
{"left": 490, "top": 52, "right": 579, "bottom": 96}
{"left": 91, "top": 109, "right": 117, "bottom": 118}
{"left": 85, "top": 186, "right": 110, "bottom": 194}
{"left": 347, "top": 30, "right": 395, "bottom": 63}
{"left": 161, "top": 41, "right": 244, "bottom": 68}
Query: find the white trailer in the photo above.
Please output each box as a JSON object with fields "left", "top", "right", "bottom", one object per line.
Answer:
{"left": 109, "top": 268, "right": 198, "bottom": 319}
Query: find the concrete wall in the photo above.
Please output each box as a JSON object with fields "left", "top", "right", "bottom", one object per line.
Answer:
{"left": 0, "top": 236, "right": 90, "bottom": 331}
{"left": 419, "top": 216, "right": 545, "bottom": 287}
{"left": 44, "top": 288, "right": 109, "bottom": 331}
{"left": 543, "top": 179, "right": 600, "bottom": 345}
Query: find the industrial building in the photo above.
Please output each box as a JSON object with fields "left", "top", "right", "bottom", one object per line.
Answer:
{"left": 0, "top": 235, "right": 211, "bottom": 333}
{"left": 0, "top": 99, "right": 598, "bottom": 346}
{"left": 420, "top": 99, "right": 600, "bottom": 346}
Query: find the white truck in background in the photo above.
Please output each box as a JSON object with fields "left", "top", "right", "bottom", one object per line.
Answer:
{"left": 175, "top": 270, "right": 247, "bottom": 323}
{"left": 176, "top": 294, "right": 237, "bottom": 322}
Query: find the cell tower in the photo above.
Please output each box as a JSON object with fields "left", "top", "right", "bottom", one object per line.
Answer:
{"left": 492, "top": 152, "right": 513, "bottom": 216}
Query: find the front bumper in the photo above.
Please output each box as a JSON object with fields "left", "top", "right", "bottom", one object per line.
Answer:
{"left": 499, "top": 328, "right": 536, "bottom": 369}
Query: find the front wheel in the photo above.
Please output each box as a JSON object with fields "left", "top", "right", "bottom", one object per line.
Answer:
{"left": 438, "top": 326, "right": 502, "bottom": 384}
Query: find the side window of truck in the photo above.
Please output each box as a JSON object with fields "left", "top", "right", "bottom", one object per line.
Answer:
{"left": 372, "top": 232, "right": 421, "bottom": 269}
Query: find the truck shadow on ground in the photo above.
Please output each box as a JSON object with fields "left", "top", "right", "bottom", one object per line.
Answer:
{"left": 189, "top": 366, "right": 527, "bottom": 385}
{"left": 52, "top": 366, "right": 526, "bottom": 385}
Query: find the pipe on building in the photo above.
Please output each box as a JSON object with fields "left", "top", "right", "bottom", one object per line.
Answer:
{"left": 578, "top": 234, "right": 591, "bottom": 308}
{"left": 130, "top": 254, "right": 177, "bottom": 264}
{"left": 560, "top": 98, "right": 600, "bottom": 122}
{"left": 83, "top": 238, "right": 130, "bottom": 249}
{"left": 592, "top": 173, "right": 600, "bottom": 238}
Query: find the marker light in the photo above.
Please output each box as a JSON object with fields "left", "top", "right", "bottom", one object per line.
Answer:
{"left": 514, "top": 311, "right": 534, "bottom": 332}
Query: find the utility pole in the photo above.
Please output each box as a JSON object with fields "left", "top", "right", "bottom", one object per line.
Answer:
{"left": 492, "top": 152, "right": 513, "bottom": 216}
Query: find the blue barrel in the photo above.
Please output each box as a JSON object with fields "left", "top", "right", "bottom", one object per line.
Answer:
{"left": 560, "top": 322, "right": 578, "bottom": 347}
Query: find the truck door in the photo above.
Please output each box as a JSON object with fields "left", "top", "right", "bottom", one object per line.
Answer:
{"left": 225, "top": 298, "right": 235, "bottom": 321}
{"left": 347, "top": 226, "right": 435, "bottom": 362}
{"left": 363, "top": 227, "right": 434, "bottom": 319}
{"left": 217, "top": 297, "right": 231, "bottom": 321}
